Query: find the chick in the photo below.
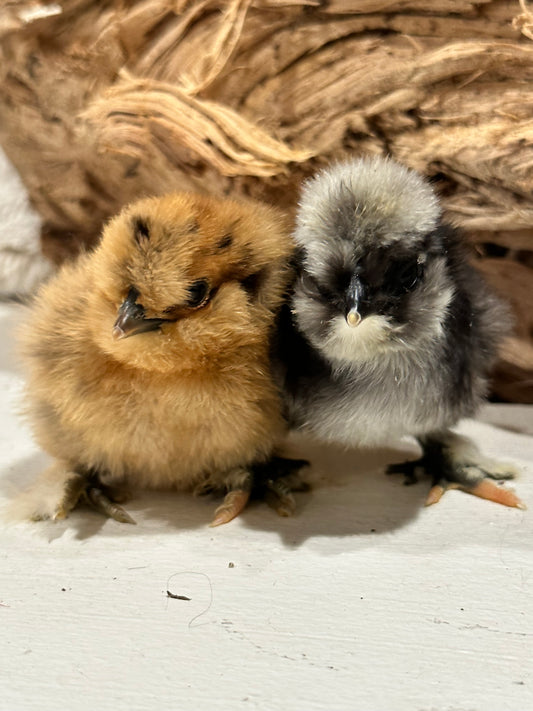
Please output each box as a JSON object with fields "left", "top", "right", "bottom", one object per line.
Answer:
{"left": 15, "top": 192, "right": 299, "bottom": 526}
{"left": 278, "top": 156, "right": 524, "bottom": 509}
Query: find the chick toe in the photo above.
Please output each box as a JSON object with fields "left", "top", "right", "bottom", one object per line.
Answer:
{"left": 425, "top": 467, "right": 525, "bottom": 510}
{"left": 207, "top": 465, "right": 253, "bottom": 526}
{"left": 210, "top": 489, "right": 251, "bottom": 527}
{"left": 386, "top": 459, "right": 425, "bottom": 486}
{"left": 263, "top": 479, "right": 297, "bottom": 517}
{"left": 53, "top": 472, "right": 90, "bottom": 520}
{"left": 252, "top": 456, "right": 311, "bottom": 517}
{"left": 84, "top": 486, "right": 136, "bottom": 524}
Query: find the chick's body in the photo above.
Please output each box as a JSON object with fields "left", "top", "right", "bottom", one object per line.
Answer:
{"left": 280, "top": 157, "right": 524, "bottom": 509}
{"left": 17, "top": 193, "right": 293, "bottom": 524}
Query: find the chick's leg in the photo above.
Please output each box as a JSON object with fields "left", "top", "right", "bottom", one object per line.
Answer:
{"left": 12, "top": 461, "right": 135, "bottom": 524}
{"left": 388, "top": 431, "right": 525, "bottom": 509}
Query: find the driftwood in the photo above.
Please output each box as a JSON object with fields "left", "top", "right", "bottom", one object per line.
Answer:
{"left": 0, "top": 0, "right": 532, "bottom": 401}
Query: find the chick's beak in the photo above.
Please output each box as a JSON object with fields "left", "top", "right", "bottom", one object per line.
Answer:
{"left": 346, "top": 308, "right": 362, "bottom": 328}
{"left": 345, "top": 276, "right": 364, "bottom": 328}
{"left": 112, "top": 290, "right": 166, "bottom": 340}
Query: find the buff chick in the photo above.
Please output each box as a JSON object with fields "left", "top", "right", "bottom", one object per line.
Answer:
{"left": 14, "top": 192, "right": 299, "bottom": 526}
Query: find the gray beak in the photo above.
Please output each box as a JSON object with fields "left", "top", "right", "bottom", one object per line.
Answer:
{"left": 112, "top": 288, "right": 167, "bottom": 340}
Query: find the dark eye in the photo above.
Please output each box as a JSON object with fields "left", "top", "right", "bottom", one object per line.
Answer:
{"left": 386, "top": 259, "right": 424, "bottom": 295}
{"left": 300, "top": 273, "right": 335, "bottom": 301}
{"left": 186, "top": 279, "right": 210, "bottom": 307}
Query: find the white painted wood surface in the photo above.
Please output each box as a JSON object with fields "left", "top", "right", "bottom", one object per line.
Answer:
{"left": 0, "top": 301, "right": 531, "bottom": 711}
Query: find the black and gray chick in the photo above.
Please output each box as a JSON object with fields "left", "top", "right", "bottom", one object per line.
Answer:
{"left": 278, "top": 156, "right": 524, "bottom": 509}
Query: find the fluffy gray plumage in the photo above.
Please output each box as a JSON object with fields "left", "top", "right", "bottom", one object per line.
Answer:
{"left": 279, "top": 156, "right": 524, "bottom": 508}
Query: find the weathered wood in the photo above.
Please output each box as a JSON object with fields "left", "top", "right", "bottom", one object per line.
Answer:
{"left": 0, "top": 0, "right": 531, "bottom": 400}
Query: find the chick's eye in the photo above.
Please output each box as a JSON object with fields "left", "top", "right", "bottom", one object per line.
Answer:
{"left": 186, "top": 279, "right": 210, "bottom": 307}
{"left": 387, "top": 260, "right": 424, "bottom": 295}
{"left": 300, "top": 273, "right": 334, "bottom": 301}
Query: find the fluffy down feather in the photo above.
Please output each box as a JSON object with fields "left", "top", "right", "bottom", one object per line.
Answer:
{"left": 14, "top": 192, "right": 296, "bottom": 525}
{"left": 278, "top": 156, "right": 524, "bottom": 509}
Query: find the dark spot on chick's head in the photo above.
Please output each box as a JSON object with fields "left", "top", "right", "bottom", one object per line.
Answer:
{"left": 241, "top": 269, "right": 267, "bottom": 299}
{"left": 217, "top": 233, "right": 233, "bottom": 250}
{"left": 132, "top": 217, "right": 150, "bottom": 244}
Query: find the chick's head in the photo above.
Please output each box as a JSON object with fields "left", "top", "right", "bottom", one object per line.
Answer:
{"left": 292, "top": 157, "right": 455, "bottom": 365}
{"left": 88, "top": 193, "right": 292, "bottom": 371}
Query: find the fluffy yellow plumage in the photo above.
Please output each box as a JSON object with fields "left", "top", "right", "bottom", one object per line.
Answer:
{"left": 14, "top": 192, "right": 296, "bottom": 525}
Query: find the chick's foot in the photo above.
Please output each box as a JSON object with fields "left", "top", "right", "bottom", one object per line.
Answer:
{"left": 252, "top": 456, "right": 311, "bottom": 517}
{"left": 13, "top": 461, "right": 135, "bottom": 524}
{"left": 205, "top": 457, "right": 310, "bottom": 526}
{"left": 388, "top": 432, "right": 525, "bottom": 510}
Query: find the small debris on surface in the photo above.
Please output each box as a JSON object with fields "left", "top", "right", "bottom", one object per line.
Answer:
{"left": 166, "top": 571, "right": 213, "bottom": 627}
{"left": 166, "top": 590, "right": 191, "bottom": 601}
{"left": 228, "top": 562, "right": 235, "bottom": 568}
